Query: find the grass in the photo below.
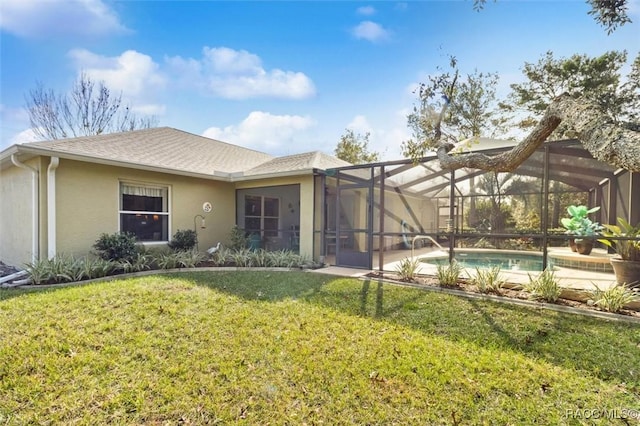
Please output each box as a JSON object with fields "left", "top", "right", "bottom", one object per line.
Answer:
{"left": 1, "top": 271, "right": 639, "bottom": 424}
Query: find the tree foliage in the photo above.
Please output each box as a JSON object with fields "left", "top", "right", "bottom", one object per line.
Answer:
{"left": 402, "top": 57, "right": 508, "bottom": 160}
{"left": 334, "top": 129, "right": 380, "bottom": 164}
{"left": 26, "top": 73, "right": 157, "bottom": 140}
{"left": 474, "top": 0, "right": 632, "bottom": 34}
{"left": 408, "top": 52, "right": 640, "bottom": 172}
{"left": 502, "top": 51, "right": 639, "bottom": 136}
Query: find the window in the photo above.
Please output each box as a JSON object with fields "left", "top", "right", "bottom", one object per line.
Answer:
{"left": 244, "top": 195, "right": 279, "bottom": 237}
{"left": 119, "top": 183, "right": 169, "bottom": 242}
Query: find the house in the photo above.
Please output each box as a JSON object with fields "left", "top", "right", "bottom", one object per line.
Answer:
{"left": 0, "top": 127, "right": 349, "bottom": 267}
{"left": 5, "top": 127, "right": 634, "bottom": 273}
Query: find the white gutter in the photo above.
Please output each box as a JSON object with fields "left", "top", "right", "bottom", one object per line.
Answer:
{"left": 47, "top": 157, "right": 59, "bottom": 259}
{"left": 13, "top": 146, "right": 233, "bottom": 182}
{"left": 10, "top": 154, "right": 39, "bottom": 263}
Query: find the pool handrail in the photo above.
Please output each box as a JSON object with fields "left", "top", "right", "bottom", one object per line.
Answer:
{"left": 411, "top": 235, "right": 445, "bottom": 259}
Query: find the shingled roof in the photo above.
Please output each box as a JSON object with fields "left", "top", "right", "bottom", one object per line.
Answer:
{"left": 241, "top": 151, "right": 351, "bottom": 177}
{"left": 21, "top": 127, "right": 275, "bottom": 175}
{"left": 2, "top": 127, "right": 349, "bottom": 180}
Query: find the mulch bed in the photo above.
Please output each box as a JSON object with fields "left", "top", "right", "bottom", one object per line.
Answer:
{"left": 367, "top": 271, "right": 640, "bottom": 319}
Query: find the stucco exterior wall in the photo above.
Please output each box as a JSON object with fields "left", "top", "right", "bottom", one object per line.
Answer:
{"left": 0, "top": 159, "right": 39, "bottom": 267}
{"left": 54, "top": 159, "right": 235, "bottom": 257}
{"left": 235, "top": 175, "right": 314, "bottom": 258}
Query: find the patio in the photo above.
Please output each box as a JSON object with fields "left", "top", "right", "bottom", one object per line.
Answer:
{"left": 311, "top": 138, "right": 639, "bottom": 291}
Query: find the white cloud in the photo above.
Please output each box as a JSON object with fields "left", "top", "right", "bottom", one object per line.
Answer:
{"left": 69, "top": 49, "right": 166, "bottom": 97}
{"left": 0, "top": 105, "right": 35, "bottom": 149}
{"left": 346, "top": 115, "right": 373, "bottom": 134}
{"left": 10, "top": 128, "right": 42, "bottom": 145}
{"left": 166, "top": 47, "right": 316, "bottom": 100}
{"left": 68, "top": 49, "right": 166, "bottom": 115}
{"left": 356, "top": 6, "right": 376, "bottom": 16}
{"left": 202, "top": 111, "right": 316, "bottom": 153}
{"left": 352, "top": 21, "right": 391, "bottom": 42}
{"left": 0, "top": 0, "right": 129, "bottom": 38}
{"left": 342, "top": 110, "right": 412, "bottom": 161}
{"left": 131, "top": 104, "right": 166, "bottom": 116}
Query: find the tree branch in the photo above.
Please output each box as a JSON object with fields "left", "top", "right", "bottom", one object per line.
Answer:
{"left": 436, "top": 93, "right": 640, "bottom": 172}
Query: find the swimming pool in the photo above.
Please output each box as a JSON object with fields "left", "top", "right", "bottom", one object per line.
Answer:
{"left": 421, "top": 250, "right": 544, "bottom": 272}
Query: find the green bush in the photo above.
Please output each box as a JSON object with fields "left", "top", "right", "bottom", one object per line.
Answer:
{"left": 395, "top": 257, "right": 421, "bottom": 281}
{"left": 436, "top": 262, "right": 462, "bottom": 287}
{"left": 154, "top": 250, "right": 206, "bottom": 269}
{"left": 471, "top": 266, "right": 505, "bottom": 294}
{"left": 229, "top": 225, "right": 249, "bottom": 250}
{"left": 93, "top": 232, "right": 138, "bottom": 262}
{"left": 24, "top": 255, "right": 117, "bottom": 284}
{"left": 82, "top": 257, "right": 116, "bottom": 279}
{"left": 117, "top": 253, "right": 153, "bottom": 273}
{"left": 175, "top": 250, "right": 206, "bottom": 268}
{"left": 591, "top": 283, "right": 639, "bottom": 313}
{"left": 24, "top": 256, "right": 70, "bottom": 285}
{"left": 168, "top": 229, "right": 198, "bottom": 252}
{"left": 525, "top": 268, "right": 562, "bottom": 302}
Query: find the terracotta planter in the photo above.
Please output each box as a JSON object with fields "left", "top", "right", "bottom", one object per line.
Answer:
{"left": 569, "top": 239, "right": 577, "bottom": 252}
{"left": 610, "top": 258, "right": 640, "bottom": 288}
{"left": 575, "top": 240, "right": 594, "bottom": 255}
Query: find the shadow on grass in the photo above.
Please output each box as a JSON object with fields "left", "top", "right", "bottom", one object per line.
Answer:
{"left": 180, "top": 270, "right": 640, "bottom": 389}
{"left": 3, "top": 270, "right": 638, "bottom": 390}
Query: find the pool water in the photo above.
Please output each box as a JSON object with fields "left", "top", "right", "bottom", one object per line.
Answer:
{"left": 422, "top": 252, "right": 544, "bottom": 272}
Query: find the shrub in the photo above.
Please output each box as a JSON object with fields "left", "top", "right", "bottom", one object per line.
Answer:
{"left": 395, "top": 257, "right": 421, "bottom": 282}
{"left": 168, "top": 229, "right": 198, "bottom": 252}
{"left": 208, "top": 248, "right": 308, "bottom": 268}
{"left": 93, "top": 232, "right": 138, "bottom": 262}
{"left": 436, "top": 262, "right": 462, "bottom": 287}
{"left": 83, "top": 257, "right": 116, "bottom": 279}
{"left": 591, "top": 283, "right": 639, "bottom": 313}
{"left": 155, "top": 252, "right": 179, "bottom": 269}
{"left": 24, "top": 255, "right": 92, "bottom": 284}
{"left": 154, "top": 250, "right": 205, "bottom": 269}
{"left": 229, "top": 248, "right": 254, "bottom": 267}
{"left": 525, "top": 268, "right": 562, "bottom": 302}
{"left": 175, "top": 250, "right": 206, "bottom": 268}
{"left": 210, "top": 247, "right": 232, "bottom": 266}
{"left": 229, "top": 225, "right": 249, "bottom": 250}
{"left": 250, "top": 249, "right": 270, "bottom": 267}
{"left": 24, "top": 258, "right": 53, "bottom": 285}
{"left": 118, "top": 253, "right": 153, "bottom": 274}
{"left": 473, "top": 238, "right": 496, "bottom": 249}
{"left": 471, "top": 266, "right": 504, "bottom": 294}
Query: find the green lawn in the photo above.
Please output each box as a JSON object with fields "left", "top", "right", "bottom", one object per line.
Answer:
{"left": 1, "top": 271, "right": 639, "bottom": 424}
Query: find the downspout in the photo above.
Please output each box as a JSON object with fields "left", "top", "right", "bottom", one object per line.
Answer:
{"left": 10, "top": 154, "right": 39, "bottom": 263}
{"left": 47, "top": 157, "right": 59, "bottom": 259}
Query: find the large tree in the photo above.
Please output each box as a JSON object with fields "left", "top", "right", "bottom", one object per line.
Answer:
{"left": 410, "top": 53, "right": 640, "bottom": 173}
{"left": 402, "top": 58, "right": 507, "bottom": 160}
{"left": 501, "top": 51, "right": 637, "bottom": 135}
{"left": 474, "top": 0, "right": 633, "bottom": 34}
{"left": 334, "top": 129, "right": 380, "bottom": 164}
{"left": 26, "top": 73, "right": 157, "bottom": 140}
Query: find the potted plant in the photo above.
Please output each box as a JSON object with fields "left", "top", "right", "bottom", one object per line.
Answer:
{"left": 598, "top": 218, "right": 640, "bottom": 288}
{"left": 560, "top": 205, "right": 602, "bottom": 255}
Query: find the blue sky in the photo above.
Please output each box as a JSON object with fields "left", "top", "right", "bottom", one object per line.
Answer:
{"left": 1, "top": 1, "right": 638, "bottom": 159}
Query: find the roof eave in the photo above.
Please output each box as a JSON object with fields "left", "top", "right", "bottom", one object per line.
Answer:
{"left": 5, "top": 145, "right": 234, "bottom": 182}
{"left": 230, "top": 168, "right": 316, "bottom": 182}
